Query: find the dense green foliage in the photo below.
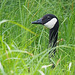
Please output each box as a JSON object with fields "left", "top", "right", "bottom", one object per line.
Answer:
{"left": 0, "top": 0, "right": 75, "bottom": 75}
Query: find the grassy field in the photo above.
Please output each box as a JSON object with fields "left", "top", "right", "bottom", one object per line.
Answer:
{"left": 0, "top": 0, "right": 75, "bottom": 75}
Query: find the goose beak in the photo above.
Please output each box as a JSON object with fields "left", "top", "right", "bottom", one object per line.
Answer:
{"left": 32, "top": 18, "right": 42, "bottom": 24}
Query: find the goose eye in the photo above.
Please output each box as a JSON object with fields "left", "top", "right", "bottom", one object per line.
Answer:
{"left": 47, "top": 16, "right": 50, "bottom": 19}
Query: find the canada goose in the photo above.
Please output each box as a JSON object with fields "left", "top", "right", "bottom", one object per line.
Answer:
{"left": 32, "top": 14, "right": 59, "bottom": 56}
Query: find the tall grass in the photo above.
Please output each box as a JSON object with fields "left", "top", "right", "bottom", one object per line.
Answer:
{"left": 0, "top": 0, "right": 75, "bottom": 75}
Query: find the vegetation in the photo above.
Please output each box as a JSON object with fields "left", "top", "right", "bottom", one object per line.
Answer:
{"left": 0, "top": 0, "right": 75, "bottom": 75}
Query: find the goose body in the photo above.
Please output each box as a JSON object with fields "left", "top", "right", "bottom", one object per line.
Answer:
{"left": 32, "top": 14, "right": 59, "bottom": 55}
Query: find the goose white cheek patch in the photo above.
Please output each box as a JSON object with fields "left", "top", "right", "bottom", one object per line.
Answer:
{"left": 44, "top": 18, "right": 57, "bottom": 29}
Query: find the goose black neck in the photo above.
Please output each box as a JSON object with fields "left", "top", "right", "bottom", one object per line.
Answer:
{"left": 49, "top": 20, "right": 59, "bottom": 47}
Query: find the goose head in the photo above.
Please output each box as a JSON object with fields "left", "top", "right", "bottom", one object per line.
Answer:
{"left": 32, "top": 14, "right": 59, "bottom": 29}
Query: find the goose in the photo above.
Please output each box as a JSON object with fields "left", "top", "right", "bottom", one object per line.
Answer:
{"left": 32, "top": 14, "right": 59, "bottom": 56}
